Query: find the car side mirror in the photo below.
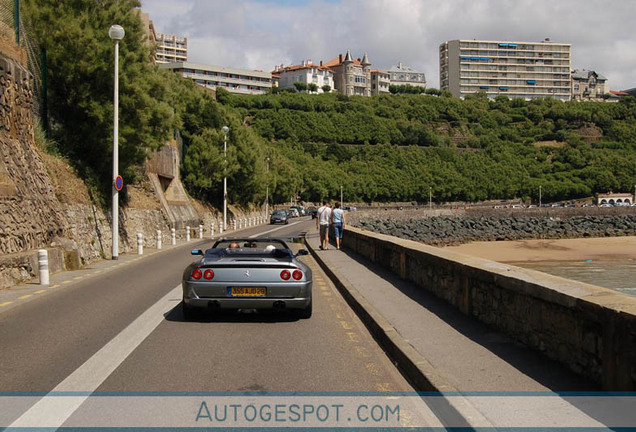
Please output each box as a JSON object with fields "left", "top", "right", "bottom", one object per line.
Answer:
{"left": 296, "top": 249, "right": 309, "bottom": 256}
{"left": 191, "top": 249, "right": 203, "bottom": 256}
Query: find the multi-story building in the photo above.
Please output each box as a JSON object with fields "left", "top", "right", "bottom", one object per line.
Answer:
{"left": 323, "top": 50, "right": 372, "bottom": 96}
{"left": 370, "top": 69, "right": 391, "bottom": 95}
{"left": 388, "top": 62, "right": 426, "bottom": 89}
{"left": 273, "top": 60, "right": 334, "bottom": 93}
{"left": 159, "top": 62, "right": 272, "bottom": 95}
{"left": 571, "top": 69, "right": 607, "bottom": 101}
{"left": 135, "top": 9, "right": 157, "bottom": 62}
{"left": 440, "top": 39, "right": 571, "bottom": 101}
{"left": 155, "top": 33, "right": 188, "bottom": 64}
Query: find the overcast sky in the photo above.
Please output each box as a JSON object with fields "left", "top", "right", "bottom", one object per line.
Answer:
{"left": 141, "top": 0, "right": 635, "bottom": 91}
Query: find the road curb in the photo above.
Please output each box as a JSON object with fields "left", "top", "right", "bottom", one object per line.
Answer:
{"left": 304, "top": 234, "right": 494, "bottom": 430}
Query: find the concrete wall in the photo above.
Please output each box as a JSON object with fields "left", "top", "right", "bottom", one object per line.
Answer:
{"left": 343, "top": 226, "right": 636, "bottom": 390}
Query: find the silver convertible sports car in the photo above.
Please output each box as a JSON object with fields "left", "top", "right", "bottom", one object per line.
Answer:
{"left": 182, "top": 238, "right": 313, "bottom": 319}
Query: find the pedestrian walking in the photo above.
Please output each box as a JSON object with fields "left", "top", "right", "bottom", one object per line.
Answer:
{"left": 316, "top": 200, "right": 332, "bottom": 250}
{"left": 331, "top": 202, "right": 345, "bottom": 250}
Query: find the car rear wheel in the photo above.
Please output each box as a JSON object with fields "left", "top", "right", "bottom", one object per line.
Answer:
{"left": 295, "top": 300, "right": 312, "bottom": 319}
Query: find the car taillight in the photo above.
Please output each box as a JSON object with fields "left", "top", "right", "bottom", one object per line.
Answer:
{"left": 204, "top": 269, "right": 214, "bottom": 280}
{"left": 280, "top": 270, "right": 291, "bottom": 280}
{"left": 191, "top": 268, "right": 202, "bottom": 280}
{"left": 292, "top": 270, "right": 303, "bottom": 280}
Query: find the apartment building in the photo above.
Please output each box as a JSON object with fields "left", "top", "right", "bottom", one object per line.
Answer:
{"left": 156, "top": 33, "right": 188, "bottom": 64}
{"left": 388, "top": 62, "right": 426, "bottom": 89}
{"left": 571, "top": 69, "right": 607, "bottom": 101}
{"left": 323, "top": 50, "right": 372, "bottom": 96}
{"left": 440, "top": 39, "right": 571, "bottom": 101}
{"left": 273, "top": 60, "right": 334, "bottom": 93}
{"left": 370, "top": 70, "right": 391, "bottom": 95}
{"left": 159, "top": 62, "right": 272, "bottom": 95}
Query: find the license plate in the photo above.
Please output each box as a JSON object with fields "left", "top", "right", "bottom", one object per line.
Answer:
{"left": 230, "top": 287, "right": 266, "bottom": 297}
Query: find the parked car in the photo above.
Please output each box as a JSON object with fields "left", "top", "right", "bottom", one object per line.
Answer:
{"left": 288, "top": 208, "right": 300, "bottom": 218}
{"left": 307, "top": 207, "right": 318, "bottom": 219}
{"left": 270, "top": 209, "right": 289, "bottom": 224}
{"left": 290, "top": 205, "right": 305, "bottom": 216}
{"left": 182, "top": 238, "right": 313, "bottom": 319}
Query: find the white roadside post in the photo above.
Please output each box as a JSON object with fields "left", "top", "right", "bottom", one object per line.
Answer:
{"left": 38, "top": 249, "right": 49, "bottom": 286}
{"left": 171, "top": 228, "right": 176, "bottom": 245}
{"left": 233, "top": 219, "right": 237, "bottom": 230}
{"left": 210, "top": 223, "right": 215, "bottom": 239}
{"left": 199, "top": 224, "right": 203, "bottom": 239}
{"left": 137, "top": 233, "right": 143, "bottom": 255}
{"left": 186, "top": 226, "right": 190, "bottom": 242}
{"left": 219, "top": 224, "right": 223, "bottom": 236}
{"left": 156, "top": 230, "right": 162, "bottom": 250}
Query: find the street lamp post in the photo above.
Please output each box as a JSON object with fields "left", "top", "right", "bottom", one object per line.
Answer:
{"left": 340, "top": 185, "right": 343, "bottom": 206}
{"left": 265, "top": 157, "right": 270, "bottom": 218}
{"left": 539, "top": 185, "right": 542, "bottom": 207}
{"left": 429, "top": 186, "right": 432, "bottom": 210}
{"left": 222, "top": 125, "right": 229, "bottom": 230}
{"left": 109, "top": 24, "right": 124, "bottom": 260}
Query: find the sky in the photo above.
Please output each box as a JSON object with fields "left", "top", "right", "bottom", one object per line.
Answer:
{"left": 141, "top": 0, "right": 635, "bottom": 91}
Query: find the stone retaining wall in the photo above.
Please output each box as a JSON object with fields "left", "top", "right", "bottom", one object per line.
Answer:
{"left": 343, "top": 226, "right": 636, "bottom": 390}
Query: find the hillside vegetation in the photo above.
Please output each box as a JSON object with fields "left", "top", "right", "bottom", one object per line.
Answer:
{"left": 220, "top": 90, "right": 636, "bottom": 203}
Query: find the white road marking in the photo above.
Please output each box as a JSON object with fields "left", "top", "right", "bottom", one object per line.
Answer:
{"left": 248, "top": 220, "right": 303, "bottom": 238}
{"left": 9, "top": 285, "right": 181, "bottom": 429}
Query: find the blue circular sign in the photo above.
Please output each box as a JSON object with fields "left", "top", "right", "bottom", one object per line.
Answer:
{"left": 115, "top": 175, "right": 124, "bottom": 191}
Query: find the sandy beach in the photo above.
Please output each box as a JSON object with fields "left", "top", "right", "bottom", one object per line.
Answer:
{"left": 444, "top": 236, "right": 636, "bottom": 263}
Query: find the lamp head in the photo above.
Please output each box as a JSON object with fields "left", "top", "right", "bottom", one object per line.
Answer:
{"left": 109, "top": 25, "right": 125, "bottom": 41}
{"left": 222, "top": 126, "right": 229, "bottom": 134}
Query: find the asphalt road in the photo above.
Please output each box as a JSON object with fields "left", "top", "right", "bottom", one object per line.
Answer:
{"left": 0, "top": 217, "right": 413, "bottom": 394}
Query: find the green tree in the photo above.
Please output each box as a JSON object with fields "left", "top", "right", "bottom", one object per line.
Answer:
{"left": 23, "top": 0, "right": 175, "bottom": 199}
{"left": 321, "top": 84, "right": 331, "bottom": 93}
{"left": 293, "top": 82, "right": 308, "bottom": 92}
{"left": 307, "top": 83, "right": 318, "bottom": 93}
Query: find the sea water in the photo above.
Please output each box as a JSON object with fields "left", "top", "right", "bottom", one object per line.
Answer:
{"left": 516, "top": 259, "right": 636, "bottom": 297}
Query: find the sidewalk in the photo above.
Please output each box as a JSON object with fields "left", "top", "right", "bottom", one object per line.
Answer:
{"left": 305, "top": 230, "right": 597, "bottom": 393}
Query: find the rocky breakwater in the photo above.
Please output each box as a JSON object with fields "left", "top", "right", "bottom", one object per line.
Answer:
{"left": 354, "top": 213, "right": 636, "bottom": 246}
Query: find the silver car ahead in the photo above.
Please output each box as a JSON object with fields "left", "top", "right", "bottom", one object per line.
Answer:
{"left": 182, "top": 238, "right": 313, "bottom": 319}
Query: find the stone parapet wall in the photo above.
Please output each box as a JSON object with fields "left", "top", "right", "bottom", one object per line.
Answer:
{"left": 0, "top": 51, "right": 69, "bottom": 256}
{"left": 343, "top": 226, "right": 636, "bottom": 390}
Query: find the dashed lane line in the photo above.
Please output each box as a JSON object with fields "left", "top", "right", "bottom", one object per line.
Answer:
{"left": 0, "top": 301, "right": 14, "bottom": 307}
{"left": 18, "top": 295, "right": 33, "bottom": 300}
{"left": 34, "top": 290, "right": 47, "bottom": 294}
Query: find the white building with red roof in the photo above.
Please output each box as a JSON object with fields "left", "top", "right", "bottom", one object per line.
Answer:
{"left": 273, "top": 60, "right": 334, "bottom": 93}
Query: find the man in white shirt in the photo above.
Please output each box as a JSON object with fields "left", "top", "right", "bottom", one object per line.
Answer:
{"left": 316, "top": 201, "right": 332, "bottom": 250}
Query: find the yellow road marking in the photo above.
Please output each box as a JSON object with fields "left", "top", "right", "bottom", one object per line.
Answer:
{"left": 340, "top": 321, "right": 353, "bottom": 330}
{"left": 355, "top": 346, "right": 371, "bottom": 358}
{"left": 18, "top": 295, "right": 32, "bottom": 300}
{"left": 34, "top": 290, "right": 46, "bottom": 294}
{"left": 0, "top": 301, "right": 14, "bottom": 307}
{"left": 376, "top": 382, "right": 394, "bottom": 392}
{"left": 49, "top": 284, "right": 59, "bottom": 289}
{"left": 73, "top": 276, "right": 83, "bottom": 280}
{"left": 62, "top": 280, "right": 71, "bottom": 284}
{"left": 365, "top": 362, "right": 382, "bottom": 376}
{"left": 346, "top": 332, "right": 360, "bottom": 343}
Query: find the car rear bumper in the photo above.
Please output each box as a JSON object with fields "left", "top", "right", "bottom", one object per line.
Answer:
{"left": 184, "top": 296, "right": 311, "bottom": 310}
{"left": 183, "top": 281, "right": 312, "bottom": 310}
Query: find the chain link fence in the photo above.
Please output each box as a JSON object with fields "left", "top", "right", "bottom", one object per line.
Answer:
{"left": 1, "top": 0, "right": 43, "bottom": 118}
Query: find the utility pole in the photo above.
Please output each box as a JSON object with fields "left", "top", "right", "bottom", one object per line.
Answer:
{"left": 340, "top": 185, "right": 343, "bottom": 206}
{"left": 265, "top": 157, "right": 270, "bottom": 218}
{"left": 539, "top": 185, "right": 542, "bottom": 207}
{"left": 429, "top": 186, "right": 432, "bottom": 210}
